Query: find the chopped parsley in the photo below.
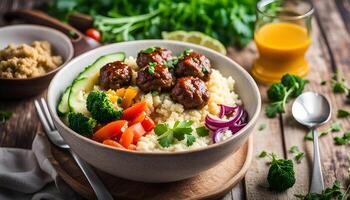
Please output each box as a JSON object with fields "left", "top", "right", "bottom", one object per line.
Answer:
{"left": 147, "top": 62, "right": 157, "bottom": 75}
{"left": 142, "top": 46, "right": 159, "bottom": 54}
{"left": 337, "top": 109, "right": 350, "bottom": 118}
{"left": 304, "top": 122, "right": 342, "bottom": 140}
{"left": 258, "top": 123, "right": 267, "bottom": 131}
{"left": 288, "top": 145, "right": 305, "bottom": 163}
{"left": 0, "top": 111, "right": 12, "bottom": 124}
{"left": 331, "top": 72, "right": 350, "bottom": 101}
{"left": 154, "top": 120, "right": 196, "bottom": 147}
{"left": 334, "top": 131, "right": 350, "bottom": 145}
{"left": 178, "top": 48, "right": 193, "bottom": 59}
{"left": 151, "top": 90, "right": 159, "bottom": 96}
{"left": 196, "top": 126, "right": 209, "bottom": 137}
{"left": 258, "top": 150, "right": 268, "bottom": 158}
{"left": 202, "top": 66, "right": 209, "bottom": 74}
{"left": 163, "top": 58, "right": 178, "bottom": 69}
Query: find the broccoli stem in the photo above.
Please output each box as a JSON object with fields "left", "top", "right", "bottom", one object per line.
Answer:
{"left": 281, "top": 87, "right": 295, "bottom": 112}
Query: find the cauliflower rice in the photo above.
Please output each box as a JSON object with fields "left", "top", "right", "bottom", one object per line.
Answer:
{"left": 122, "top": 57, "right": 241, "bottom": 152}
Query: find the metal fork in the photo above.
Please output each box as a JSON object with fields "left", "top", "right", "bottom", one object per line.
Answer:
{"left": 34, "top": 98, "right": 114, "bottom": 200}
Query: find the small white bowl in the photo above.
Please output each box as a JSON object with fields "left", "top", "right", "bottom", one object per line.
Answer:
{"left": 47, "top": 40, "right": 261, "bottom": 182}
{"left": 0, "top": 25, "right": 73, "bottom": 99}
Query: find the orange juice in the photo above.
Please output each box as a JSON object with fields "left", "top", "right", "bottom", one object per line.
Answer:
{"left": 252, "top": 22, "right": 311, "bottom": 84}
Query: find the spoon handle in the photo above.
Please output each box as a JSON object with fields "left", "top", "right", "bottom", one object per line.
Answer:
{"left": 310, "top": 129, "right": 325, "bottom": 193}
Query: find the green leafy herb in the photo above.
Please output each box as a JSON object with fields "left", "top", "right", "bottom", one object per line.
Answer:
{"left": 337, "top": 109, "right": 350, "bottom": 118}
{"left": 147, "top": 62, "right": 157, "bottom": 75}
{"left": 0, "top": 111, "right": 12, "bottom": 124}
{"left": 186, "top": 134, "right": 196, "bottom": 146}
{"left": 196, "top": 126, "right": 209, "bottom": 137}
{"left": 142, "top": 47, "right": 157, "bottom": 54}
{"left": 163, "top": 58, "right": 178, "bottom": 69}
{"left": 151, "top": 90, "right": 159, "bottom": 96}
{"left": 258, "top": 123, "right": 267, "bottom": 131}
{"left": 304, "top": 122, "right": 342, "bottom": 141}
{"left": 288, "top": 146, "right": 305, "bottom": 163}
{"left": 155, "top": 120, "right": 196, "bottom": 147}
{"left": 295, "top": 180, "right": 347, "bottom": 200}
{"left": 258, "top": 150, "right": 268, "bottom": 158}
{"left": 266, "top": 74, "right": 307, "bottom": 118}
{"left": 334, "top": 131, "right": 350, "bottom": 145}
{"left": 331, "top": 72, "right": 350, "bottom": 101}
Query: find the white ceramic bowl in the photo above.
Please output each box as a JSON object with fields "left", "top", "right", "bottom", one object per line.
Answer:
{"left": 47, "top": 40, "right": 261, "bottom": 182}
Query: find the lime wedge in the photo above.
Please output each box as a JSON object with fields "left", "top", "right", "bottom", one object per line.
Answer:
{"left": 162, "top": 31, "right": 227, "bottom": 55}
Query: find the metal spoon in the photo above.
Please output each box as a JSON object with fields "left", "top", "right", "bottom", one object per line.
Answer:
{"left": 292, "top": 92, "right": 331, "bottom": 193}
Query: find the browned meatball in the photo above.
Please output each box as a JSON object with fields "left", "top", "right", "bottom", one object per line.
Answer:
{"left": 175, "top": 50, "right": 211, "bottom": 81}
{"left": 171, "top": 76, "right": 209, "bottom": 109}
{"left": 99, "top": 61, "right": 132, "bottom": 90}
{"left": 136, "top": 63, "right": 175, "bottom": 93}
{"left": 136, "top": 47, "right": 172, "bottom": 68}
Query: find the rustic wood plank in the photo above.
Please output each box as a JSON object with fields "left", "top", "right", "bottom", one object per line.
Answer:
{"left": 310, "top": 0, "right": 350, "bottom": 186}
{"left": 228, "top": 44, "right": 289, "bottom": 200}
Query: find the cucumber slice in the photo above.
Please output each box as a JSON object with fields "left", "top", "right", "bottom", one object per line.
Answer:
{"left": 57, "top": 87, "right": 71, "bottom": 117}
{"left": 77, "top": 52, "right": 125, "bottom": 80}
{"left": 68, "top": 52, "right": 125, "bottom": 116}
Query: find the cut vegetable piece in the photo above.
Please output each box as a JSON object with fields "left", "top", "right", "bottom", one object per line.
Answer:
{"left": 57, "top": 86, "right": 71, "bottom": 117}
{"left": 122, "top": 102, "right": 148, "bottom": 120}
{"left": 103, "top": 139, "right": 125, "bottom": 149}
{"left": 77, "top": 52, "right": 125, "bottom": 80}
{"left": 93, "top": 120, "right": 128, "bottom": 142}
{"left": 120, "top": 126, "right": 135, "bottom": 148}
{"left": 68, "top": 52, "right": 125, "bottom": 116}
{"left": 130, "top": 112, "right": 146, "bottom": 125}
{"left": 141, "top": 116, "right": 155, "bottom": 132}
{"left": 122, "top": 87, "right": 138, "bottom": 108}
{"left": 131, "top": 123, "right": 146, "bottom": 144}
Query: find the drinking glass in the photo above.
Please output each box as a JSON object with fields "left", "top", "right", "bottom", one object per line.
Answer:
{"left": 252, "top": 0, "right": 314, "bottom": 84}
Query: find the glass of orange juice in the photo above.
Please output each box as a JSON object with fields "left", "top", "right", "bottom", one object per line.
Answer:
{"left": 252, "top": 0, "right": 314, "bottom": 84}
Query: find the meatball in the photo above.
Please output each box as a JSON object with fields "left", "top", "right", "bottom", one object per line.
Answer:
{"left": 136, "top": 63, "right": 175, "bottom": 93}
{"left": 175, "top": 51, "right": 211, "bottom": 81}
{"left": 99, "top": 61, "right": 132, "bottom": 90}
{"left": 171, "top": 76, "right": 209, "bottom": 109}
{"left": 136, "top": 47, "right": 172, "bottom": 68}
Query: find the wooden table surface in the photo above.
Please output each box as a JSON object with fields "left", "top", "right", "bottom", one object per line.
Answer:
{"left": 1, "top": 0, "right": 350, "bottom": 199}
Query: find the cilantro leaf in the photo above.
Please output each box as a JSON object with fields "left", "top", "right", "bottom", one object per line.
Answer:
{"left": 259, "top": 150, "right": 268, "bottom": 158}
{"left": 147, "top": 62, "right": 157, "bottom": 75}
{"left": 186, "top": 134, "right": 196, "bottom": 146}
{"left": 304, "top": 122, "right": 342, "bottom": 141}
{"left": 154, "top": 123, "right": 169, "bottom": 136}
{"left": 158, "top": 133, "right": 173, "bottom": 148}
{"left": 288, "top": 145, "right": 305, "bottom": 163}
{"left": 334, "top": 131, "right": 350, "bottom": 145}
{"left": 196, "top": 126, "right": 209, "bottom": 137}
{"left": 142, "top": 47, "right": 158, "bottom": 54}
{"left": 155, "top": 120, "right": 194, "bottom": 148}
{"left": 289, "top": 146, "right": 299, "bottom": 154}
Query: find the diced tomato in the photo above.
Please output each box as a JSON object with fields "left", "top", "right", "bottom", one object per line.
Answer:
{"left": 122, "top": 102, "right": 148, "bottom": 120}
{"left": 127, "top": 144, "right": 137, "bottom": 150}
{"left": 102, "top": 139, "right": 125, "bottom": 149}
{"left": 93, "top": 120, "right": 128, "bottom": 142}
{"left": 85, "top": 28, "right": 101, "bottom": 42}
{"left": 130, "top": 112, "right": 146, "bottom": 125}
{"left": 131, "top": 123, "right": 146, "bottom": 144}
{"left": 141, "top": 116, "right": 155, "bottom": 132}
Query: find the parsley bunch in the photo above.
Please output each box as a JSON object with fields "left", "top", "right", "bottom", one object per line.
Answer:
{"left": 154, "top": 120, "right": 208, "bottom": 148}
{"left": 259, "top": 151, "right": 296, "bottom": 192}
{"left": 266, "top": 74, "right": 307, "bottom": 118}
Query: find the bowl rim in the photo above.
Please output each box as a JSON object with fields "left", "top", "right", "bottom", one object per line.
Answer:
{"left": 48, "top": 39, "right": 261, "bottom": 156}
{"left": 0, "top": 24, "right": 74, "bottom": 81}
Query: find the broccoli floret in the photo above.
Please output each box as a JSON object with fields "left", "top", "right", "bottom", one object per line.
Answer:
{"left": 86, "top": 91, "right": 123, "bottom": 123}
{"left": 68, "top": 112, "right": 97, "bottom": 136}
{"left": 267, "top": 153, "right": 296, "bottom": 192}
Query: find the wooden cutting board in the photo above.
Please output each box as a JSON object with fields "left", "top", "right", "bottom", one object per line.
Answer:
{"left": 48, "top": 136, "right": 253, "bottom": 200}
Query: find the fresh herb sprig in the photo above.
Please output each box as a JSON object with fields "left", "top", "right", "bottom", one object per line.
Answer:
{"left": 288, "top": 146, "right": 305, "bottom": 163}
{"left": 304, "top": 122, "right": 342, "bottom": 141}
{"left": 147, "top": 62, "right": 157, "bottom": 75}
{"left": 259, "top": 151, "right": 296, "bottom": 191}
{"left": 334, "top": 131, "right": 350, "bottom": 145}
{"left": 296, "top": 180, "right": 350, "bottom": 200}
{"left": 337, "top": 109, "right": 350, "bottom": 118}
{"left": 266, "top": 74, "right": 307, "bottom": 118}
{"left": 332, "top": 72, "right": 350, "bottom": 101}
{"left": 0, "top": 111, "right": 12, "bottom": 124}
{"left": 155, "top": 120, "right": 195, "bottom": 147}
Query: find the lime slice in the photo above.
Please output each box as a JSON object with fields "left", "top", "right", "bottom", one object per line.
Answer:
{"left": 162, "top": 31, "right": 227, "bottom": 55}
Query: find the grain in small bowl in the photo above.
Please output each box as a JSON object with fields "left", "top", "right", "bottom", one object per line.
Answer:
{"left": 0, "top": 25, "right": 73, "bottom": 99}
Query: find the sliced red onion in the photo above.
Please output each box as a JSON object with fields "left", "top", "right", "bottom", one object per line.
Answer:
{"left": 205, "top": 106, "right": 243, "bottom": 127}
{"left": 229, "top": 123, "right": 247, "bottom": 133}
{"left": 212, "top": 128, "right": 229, "bottom": 143}
{"left": 219, "top": 104, "right": 238, "bottom": 118}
